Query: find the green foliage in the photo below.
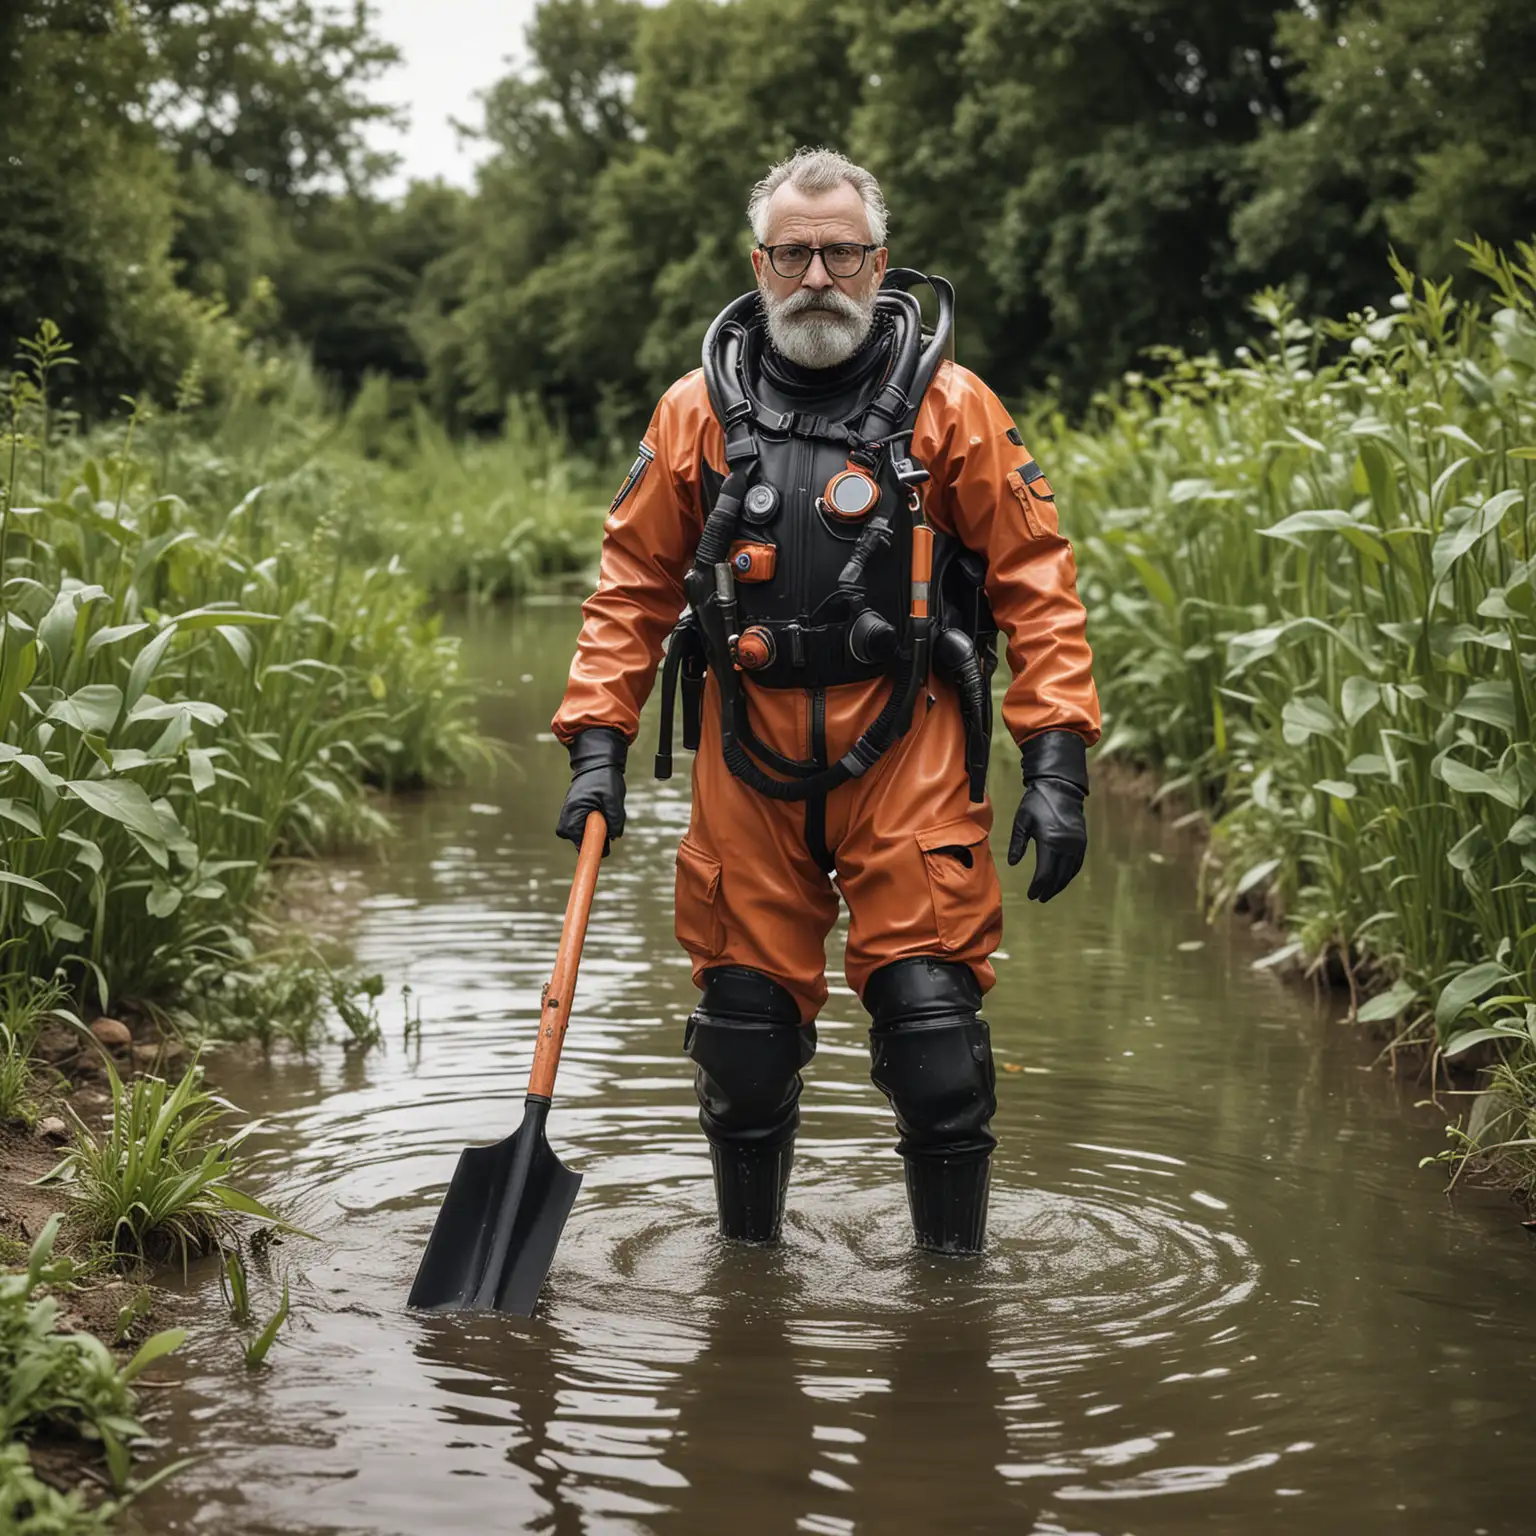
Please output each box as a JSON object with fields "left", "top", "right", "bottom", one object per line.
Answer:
{"left": 0, "top": 1442, "right": 118, "bottom": 1535}
{"left": 1045, "top": 242, "right": 1536, "bottom": 1176}
{"left": 1236, "top": 0, "right": 1536, "bottom": 319}
{"left": 0, "top": 1215, "right": 185, "bottom": 1495}
{"left": 0, "top": 327, "right": 484, "bottom": 1009}
{"left": 50, "top": 1058, "right": 281, "bottom": 1265}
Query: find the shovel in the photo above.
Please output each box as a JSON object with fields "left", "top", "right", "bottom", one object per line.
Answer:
{"left": 408, "top": 810, "right": 605, "bottom": 1315}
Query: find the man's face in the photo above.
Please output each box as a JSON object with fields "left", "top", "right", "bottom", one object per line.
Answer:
{"left": 752, "top": 181, "right": 889, "bottom": 369}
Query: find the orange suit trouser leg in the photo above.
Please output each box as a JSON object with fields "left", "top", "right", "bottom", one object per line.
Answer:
{"left": 674, "top": 676, "right": 1004, "bottom": 1021}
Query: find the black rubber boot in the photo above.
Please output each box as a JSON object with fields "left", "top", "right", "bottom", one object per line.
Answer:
{"left": 684, "top": 966, "right": 815, "bottom": 1244}
{"left": 709, "top": 1142, "right": 795, "bottom": 1245}
{"left": 865, "top": 957, "right": 997, "bottom": 1255}
{"left": 905, "top": 1155, "right": 991, "bottom": 1255}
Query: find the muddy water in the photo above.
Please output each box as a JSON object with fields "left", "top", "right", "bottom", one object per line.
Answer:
{"left": 131, "top": 602, "right": 1533, "bottom": 1536}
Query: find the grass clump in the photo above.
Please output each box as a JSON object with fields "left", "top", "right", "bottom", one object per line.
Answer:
{"left": 1043, "top": 239, "right": 1536, "bottom": 1187}
{"left": 0, "top": 1216, "right": 187, "bottom": 1519}
{"left": 49, "top": 1060, "right": 281, "bottom": 1266}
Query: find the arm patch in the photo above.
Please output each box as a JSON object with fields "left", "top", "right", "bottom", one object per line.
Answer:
{"left": 1005, "top": 425, "right": 1024, "bottom": 446}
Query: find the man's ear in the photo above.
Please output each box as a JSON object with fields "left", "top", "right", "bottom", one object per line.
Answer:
{"left": 750, "top": 246, "right": 765, "bottom": 282}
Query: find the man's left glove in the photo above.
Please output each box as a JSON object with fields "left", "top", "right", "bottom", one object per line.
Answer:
{"left": 556, "top": 727, "right": 628, "bottom": 855}
{"left": 1007, "top": 730, "right": 1089, "bottom": 902}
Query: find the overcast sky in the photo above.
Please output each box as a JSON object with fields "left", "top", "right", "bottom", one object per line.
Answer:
{"left": 366, "top": 0, "right": 541, "bottom": 194}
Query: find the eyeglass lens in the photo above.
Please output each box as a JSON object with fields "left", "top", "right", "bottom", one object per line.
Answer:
{"left": 770, "top": 244, "right": 868, "bottom": 279}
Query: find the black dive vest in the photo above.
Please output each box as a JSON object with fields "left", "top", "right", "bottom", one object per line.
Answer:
{"left": 703, "top": 322, "right": 913, "bottom": 691}
{"left": 656, "top": 271, "right": 998, "bottom": 807}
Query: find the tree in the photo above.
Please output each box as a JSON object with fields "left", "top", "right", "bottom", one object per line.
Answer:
{"left": 1234, "top": 0, "right": 1536, "bottom": 317}
{"left": 138, "top": 0, "right": 404, "bottom": 200}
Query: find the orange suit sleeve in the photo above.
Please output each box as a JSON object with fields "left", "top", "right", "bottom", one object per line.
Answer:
{"left": 551, "top": 372, "right": 715, "bottom": 745}
{"left": 915, "top": 362, "right": 1101, "bottom": 748}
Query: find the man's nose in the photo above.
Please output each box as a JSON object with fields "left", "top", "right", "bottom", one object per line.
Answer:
{"left": 800, "top": 252, "right": 834, "bottom": 290}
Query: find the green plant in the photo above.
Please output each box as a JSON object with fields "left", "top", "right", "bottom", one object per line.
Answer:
{"left": 0, "top": 1441, "right": 119, "bottom": 1535}
{"left": 1, "top": 323, "right": 487, "bottom": 1028}
{"left": 243, "top": 1277, "right": 289, "bottom": 1370}
{"left": 0, "top": 1216, "right": 185, "bottom": 1491}
{"left": 50, "top": 1059, "right": 283, "bottom": 1265}
{"left": 0, "top": 1022, "right": 35, "bottom": 1125}
{"left": 331, "top": 970, "right": 384, "bottom": 1054}
{"left": 1043, "top": 239, "right": 1536, "bottom": 1184}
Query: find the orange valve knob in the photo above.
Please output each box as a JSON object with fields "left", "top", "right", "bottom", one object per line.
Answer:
{"left": 822, "top": 467, "right": 880, "bottom": 522}
{"left": 736, "top": 626, "right": 776, "bottom": 671}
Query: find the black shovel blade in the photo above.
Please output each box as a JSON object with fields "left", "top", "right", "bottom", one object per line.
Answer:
{"left": 408, "top": 1097, "right": 583, "bottom": 1316}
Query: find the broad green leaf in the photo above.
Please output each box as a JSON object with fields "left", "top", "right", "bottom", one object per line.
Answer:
{"left": 146, "top": 880, "right": 181, "bottom": 918}
{"left": 47, "top": 683, "right": 123, "bottom": 736}
{"left": 1341, "top": 676, "right": 1381, "bottom": 728}
{"left": 1434, "top": 756, "right": 1522, "bottom": 808}
{"left": 1448, "top": 826, "right": 1494, "bottom": 871}
{"left": 216, "top": 624, "right": 255, "bottom": 669}
{"left": 1431, "top": 489, "right": 1524, "bottom": 581}
{"left": 1442, "top": 1025, "right": 1527, "bottom": 1057}
{"left": 0, "top": 798, "right": 43, "bottom": 835}
{"left": 187, "top": 748, "right": 216, "bottom": 794}
{"left": 0, "top": 870, "right": 62, "bottom": 906}
{"left": 168, "top": 607, "right": 279, "bottom": 631}
{"left": 1314, "top": 779, "right": 1357, "bottom": 800}
{"left": 1357, "top": 979, "right": 1418, "bottom": 1023}
{"left": 1346, "top": 753, "right": 1391, "bottom": 777}
{"left": 127, "top": 625, "right": 177, "bottom": 709}
{"left": 1454, "top": 680, "right": 1516, "bottom": 735}
{"left": 85, "top": 622, "right": 149, "bottom": 658}
{"left": 122, "top": 1327, "right": 187, "bottom": 1383}
{"left": 36, "top": 590, "right": 80, "bottom": 676}
{"left": 1434, "top": 963, "right": 1509, "bottom": 1029}
{"left": 62, "top": 777, "right": 170, "bottom": 844}
{"left": 127, "top": 697, "right": 226, "bottom": 728}
{"left": 1281, "top": 694, "right": 1340, "bottom": 747}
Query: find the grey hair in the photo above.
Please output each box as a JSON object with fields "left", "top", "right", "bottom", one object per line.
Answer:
{"left": 747, "top": 148, "right": 888, "bottom": 246}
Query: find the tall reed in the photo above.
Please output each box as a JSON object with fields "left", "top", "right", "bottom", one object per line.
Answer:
{"left": 1038, "top": 240, "right": 1536, "bottom": 1182}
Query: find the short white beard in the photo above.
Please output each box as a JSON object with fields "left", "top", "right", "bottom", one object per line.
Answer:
{"left": 760, "top": 280, "right": 879, "bottom": 369}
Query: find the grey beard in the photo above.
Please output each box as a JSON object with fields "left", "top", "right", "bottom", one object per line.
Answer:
{"left": 761, "top": 283, "right": 878, "bottom": 369}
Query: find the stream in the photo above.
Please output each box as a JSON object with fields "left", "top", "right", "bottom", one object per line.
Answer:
{"left": 129, "top": 601, "right": 1535, "bottom": 1535}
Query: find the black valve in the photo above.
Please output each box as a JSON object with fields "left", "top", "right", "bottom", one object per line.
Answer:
{"left": 848, "top": 609, "right": 899, "bottom": 665}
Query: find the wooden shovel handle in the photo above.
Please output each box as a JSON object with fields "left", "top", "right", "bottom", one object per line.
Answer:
{"left": 527, "top": 810, "right": 606, "bottom": 1100}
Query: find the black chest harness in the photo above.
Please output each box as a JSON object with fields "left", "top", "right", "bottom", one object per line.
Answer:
{"left": 655, "top": 270, "right": 999, "bottom": 809}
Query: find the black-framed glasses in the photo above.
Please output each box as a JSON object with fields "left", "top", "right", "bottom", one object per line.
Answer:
{"left": 757, "top": 241, "right": 879, "bottom": 279}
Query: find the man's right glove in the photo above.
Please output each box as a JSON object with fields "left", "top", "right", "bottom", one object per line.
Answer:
{"left": 556, "top": 727, "right": 628, "bottom": 855}
{"left": 1007, "top": 730, "right": 1089, "bottom": 902}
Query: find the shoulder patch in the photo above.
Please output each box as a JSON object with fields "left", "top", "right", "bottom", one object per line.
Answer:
{"left": 610, "top": 442, "right": 655, "bottom": 513}
{"left": 1005, "top": 426, "right": 1023, "bottom": 446}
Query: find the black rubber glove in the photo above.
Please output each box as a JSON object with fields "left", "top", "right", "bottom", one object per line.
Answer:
{"left": 1007, "top": 730, "right": 1089, "bottom": 902}
{"left": 556, "top": 727, "right": 628, "bottom": 855}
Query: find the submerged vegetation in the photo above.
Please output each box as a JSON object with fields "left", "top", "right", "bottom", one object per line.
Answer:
{"left": 1047, "top": 239, "right": 1536, "bottom": 1189}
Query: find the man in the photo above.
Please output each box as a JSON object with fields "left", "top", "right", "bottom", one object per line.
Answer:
{"left": 553, "top": 148, "right": 1099, "bottom": 1254}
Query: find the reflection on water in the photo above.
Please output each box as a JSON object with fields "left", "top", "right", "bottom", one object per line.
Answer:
{"left": 130, "top": 603, "right": 1534, "bottom": 1536}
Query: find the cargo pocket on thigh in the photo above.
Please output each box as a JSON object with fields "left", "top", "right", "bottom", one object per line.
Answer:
{"left": 675, "top": 837, "right": 727, "bottom": 959}
{"left": 915, "top": 819, "right": 994, "bottom": 954}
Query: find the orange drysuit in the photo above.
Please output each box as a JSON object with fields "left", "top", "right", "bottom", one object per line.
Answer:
{"left": 553, "top": 361, "right": 1100, "bottom": 1022}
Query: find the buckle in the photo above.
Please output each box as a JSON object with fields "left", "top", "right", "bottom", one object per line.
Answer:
{"left": 891, "top": 455, "right": 931, "bottom": 488}
{"left": 755, "top": 408, "right": 794, "bottom": 437}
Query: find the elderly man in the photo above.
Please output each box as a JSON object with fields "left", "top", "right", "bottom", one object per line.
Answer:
{"left": 553, "top": 148, "right": 1099, "bottom": 1254}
